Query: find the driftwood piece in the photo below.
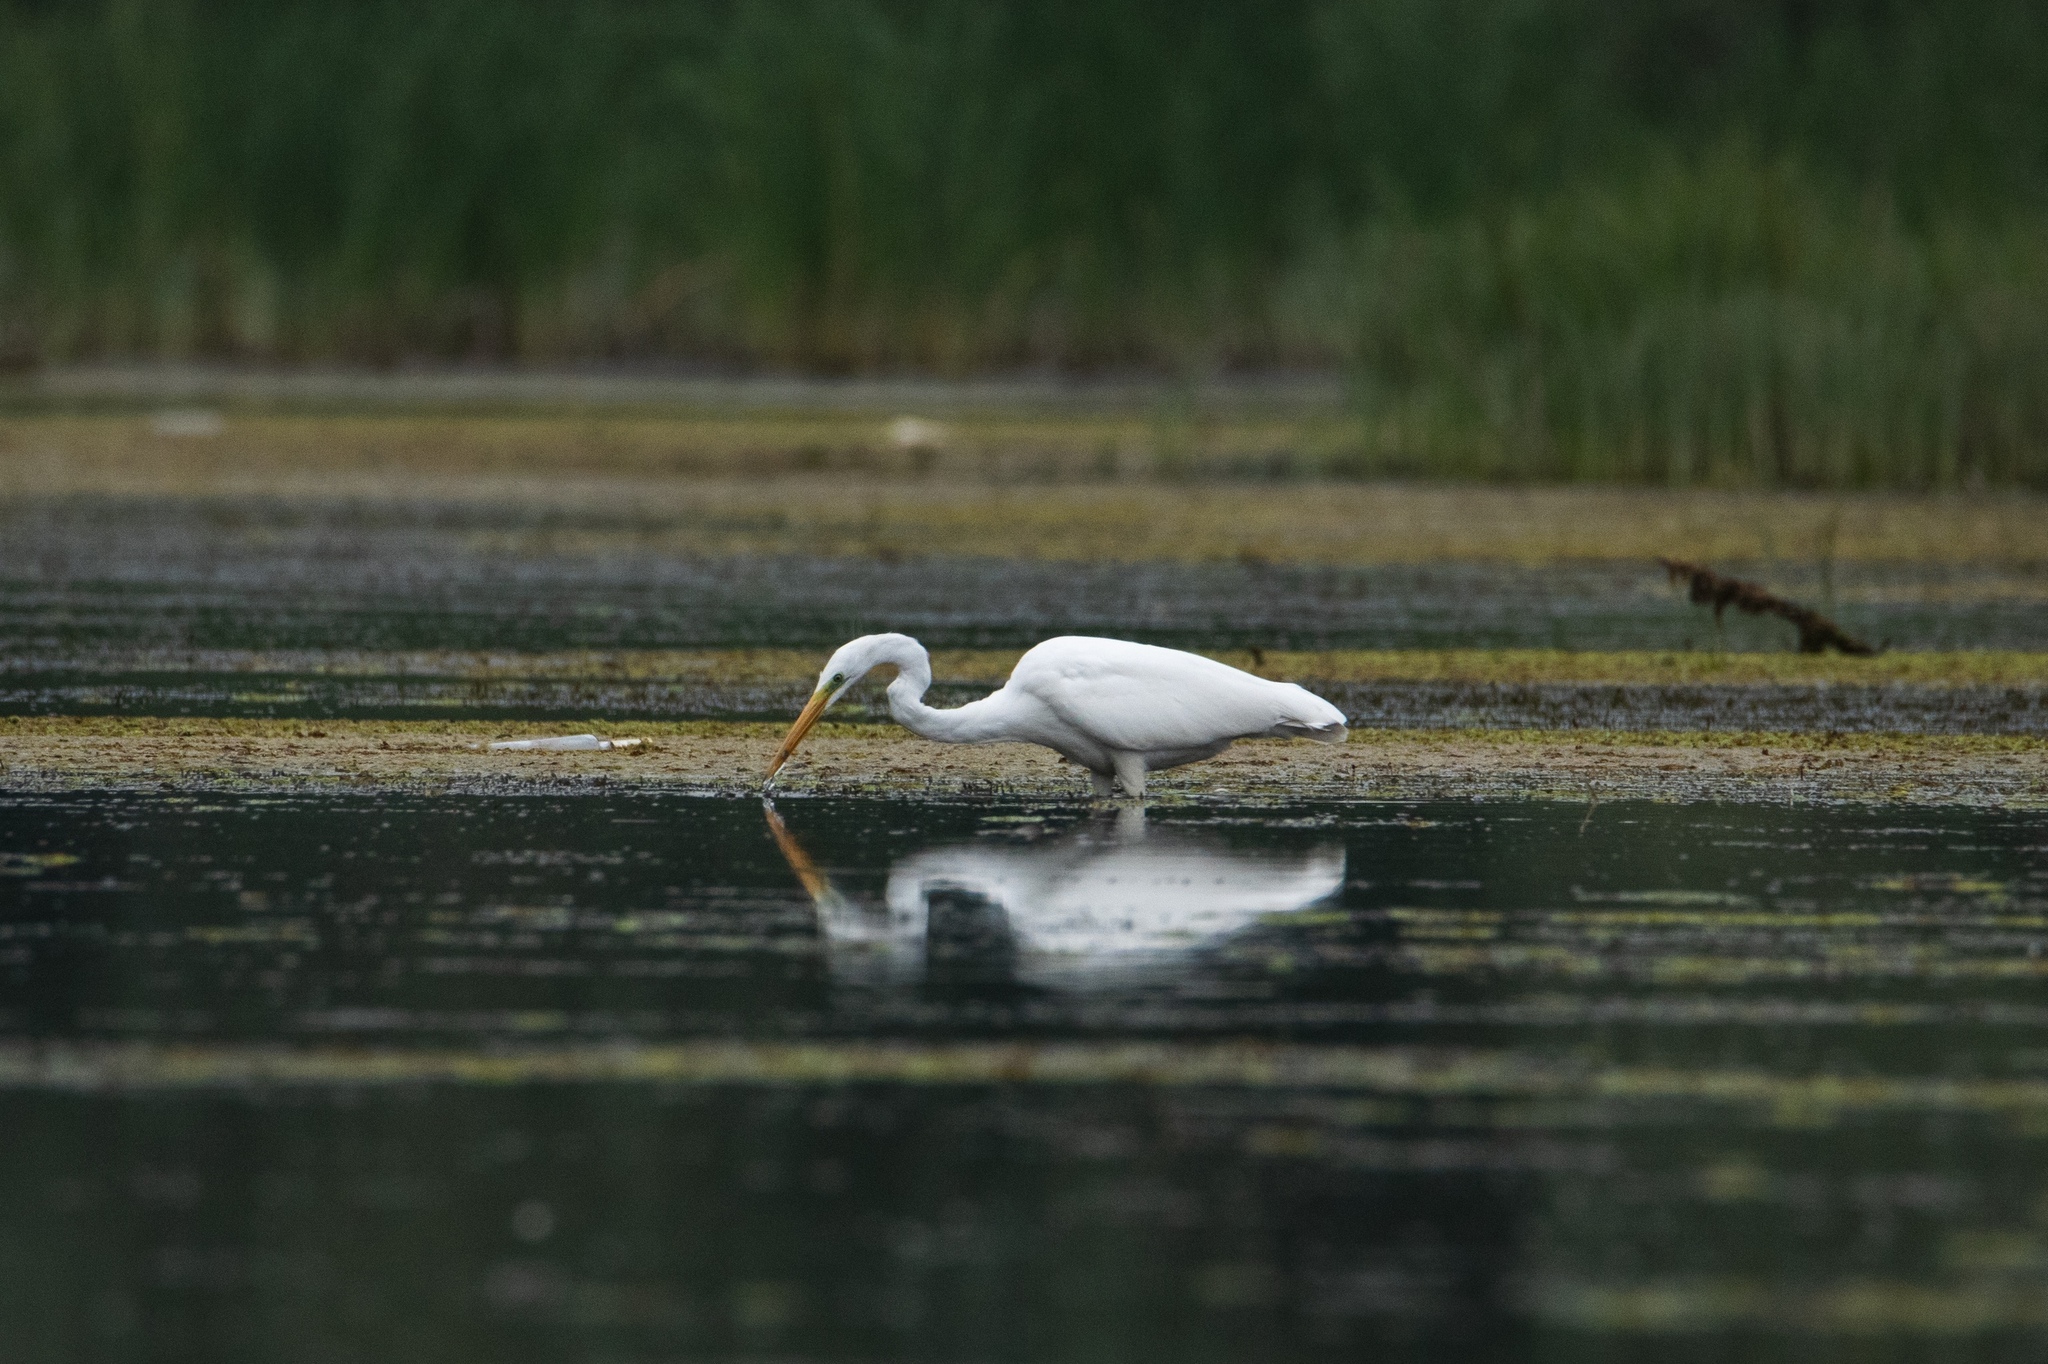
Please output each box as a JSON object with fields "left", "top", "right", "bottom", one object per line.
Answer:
{"left": 1657, "top": 558, "right": 1877, "bottom": 656}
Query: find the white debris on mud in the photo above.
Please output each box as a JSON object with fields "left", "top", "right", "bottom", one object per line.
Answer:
{"left": 483, "top": 734, "right": 644, "bottom": 752}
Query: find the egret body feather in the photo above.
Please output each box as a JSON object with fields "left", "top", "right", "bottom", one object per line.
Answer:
{"left": 767, "top": 632, "right": 1347, "bottom": 796}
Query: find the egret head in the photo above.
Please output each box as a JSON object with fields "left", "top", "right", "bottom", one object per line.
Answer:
{"left": 765, "top": 634, "right": 918, "bottom": 783}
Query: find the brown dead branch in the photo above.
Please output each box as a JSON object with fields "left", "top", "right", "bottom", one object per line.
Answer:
{"left": 1657, "top": 558, "right": 1878, "bottom": 656}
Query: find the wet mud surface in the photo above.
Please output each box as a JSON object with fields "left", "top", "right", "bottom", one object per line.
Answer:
{"left": 7, "top": 646, "right": 2046, "bottom": 735}
{"left": 4, "top": 790, "right": 2048, "bottom": 1357}
{"left": 10, "top": 668, "right": 2043, "bottom": 735}
{"left": 1, "top": 718, "right": 2040, "bottom": 809}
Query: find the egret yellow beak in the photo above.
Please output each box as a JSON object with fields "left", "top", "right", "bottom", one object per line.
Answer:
{"left": 765, "top": 686, "right": 833, "bottom": 784}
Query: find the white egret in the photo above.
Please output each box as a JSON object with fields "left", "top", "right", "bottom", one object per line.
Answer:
{"left": 765, "top": 632, "right": 1347, "bottom": 797}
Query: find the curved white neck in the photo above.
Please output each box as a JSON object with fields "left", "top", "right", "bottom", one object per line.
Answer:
{"left": 875, "top": 642, "right": 1009, "bottom": 743}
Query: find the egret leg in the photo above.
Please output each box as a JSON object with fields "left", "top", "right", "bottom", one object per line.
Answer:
{"left": 1088, "top": 770, "right": 1115, "bottom": 799}
{"left": 1111, "top": 751, "right": 1148, "bottom": 799}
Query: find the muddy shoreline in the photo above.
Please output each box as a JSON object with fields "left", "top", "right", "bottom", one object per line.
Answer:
{"left": 3, "top": 717, "right": 2039, "bottom": 806}
{"left": 8, "top": 649, "right": 2045, "bottom": 732}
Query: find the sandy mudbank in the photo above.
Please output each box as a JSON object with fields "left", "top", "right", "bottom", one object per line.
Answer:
{"left": 1, "top": 717, "right": 2039, "bottom": 806}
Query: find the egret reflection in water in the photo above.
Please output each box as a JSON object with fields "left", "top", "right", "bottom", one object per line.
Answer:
{"left": 763, "top": 803, "right": 1344, "bottom": 987}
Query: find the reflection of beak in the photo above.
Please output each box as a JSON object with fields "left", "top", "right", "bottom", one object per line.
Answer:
{"left": 762, "top": 801, "right": 832, "bottom": 903}
{"left": 765, "top": 687, "right": 833, "bottom": 784}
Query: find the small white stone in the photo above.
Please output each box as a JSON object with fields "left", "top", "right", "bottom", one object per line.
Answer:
{"left": 886, "top": 415, "right": 948, "bottom": 449}
{"left": 151, "top": 408, "right": 225, "bottom": 438}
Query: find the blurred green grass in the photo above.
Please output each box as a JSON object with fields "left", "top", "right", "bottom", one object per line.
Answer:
{"left": 2, "top": 0, "right": 2046, "bottom": 487}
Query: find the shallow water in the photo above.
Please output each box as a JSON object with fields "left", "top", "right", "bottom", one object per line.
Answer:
{"left": 8, "top": 553, "right": 2045, "bottom": 655}
{"left": 7, "top": 497, "right": 2047, "bottom": 730}
{"left": 6, "top": 493, "right": 2047, "bottom": 657}
{"left": 4, "top": 791, "right": 2047, "bottom": 1360}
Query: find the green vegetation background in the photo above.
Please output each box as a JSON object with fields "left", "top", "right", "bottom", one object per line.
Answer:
{"left": 3, "top": 0, "right": 2046, "bottom": 487}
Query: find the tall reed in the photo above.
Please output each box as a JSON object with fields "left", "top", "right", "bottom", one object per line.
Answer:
{"left": 2, "top": 0, "right": 2045, "bottom": 486}
{"left": 1286, "top": 149, "right": 2048, "bottom": 488}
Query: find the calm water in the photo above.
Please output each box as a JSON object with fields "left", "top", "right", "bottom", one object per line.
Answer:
{"left": 5, "top": 495, "right": 2046, "bottom": 656}
{"left": 4, "top": 791, "right": 2047, "bottom": 1361}
{"left": 7, "top": 554, "right": 2044, "bottom": 655}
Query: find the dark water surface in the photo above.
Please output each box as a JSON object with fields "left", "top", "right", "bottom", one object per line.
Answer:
{"left": 10, "top": 492, "right": 2045, "bottom": 731}
{"left": 6, "top": 496, "right": 2046, "bottom": 656}
{"left": 8, "top": 554, "right": 2045, "bottom": 655}
{"left": 4, "top": 791, "right": 2047, "bottom": 1360}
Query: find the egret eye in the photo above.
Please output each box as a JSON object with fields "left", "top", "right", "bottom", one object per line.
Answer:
{"left": 831, "top": 673, "right": 845, "bottom": 686}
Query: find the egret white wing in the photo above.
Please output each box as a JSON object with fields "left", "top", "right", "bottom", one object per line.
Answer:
{"left": 1009, "top": 637, "right": 1344, "bottom": 752}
